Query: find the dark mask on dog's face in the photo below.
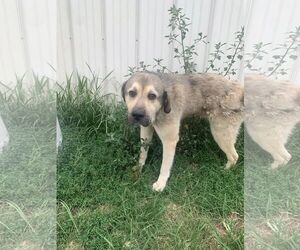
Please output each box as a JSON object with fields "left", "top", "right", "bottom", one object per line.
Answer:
{"left": 122, "top": 72, "right": 171, "bottom": 126}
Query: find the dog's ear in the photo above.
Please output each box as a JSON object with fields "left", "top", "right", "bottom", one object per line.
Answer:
{"left": 163, "top": 91, "right": 171, "bottom": 113}
{"left": 121, "top": 81, "right": 127, "bottom": 101}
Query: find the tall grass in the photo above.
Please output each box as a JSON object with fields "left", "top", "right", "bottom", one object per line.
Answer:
{"left": 0, "top": 73, "right": 55, "bottom": 127}
{"left": 0, "top": 70, "right": 117, "bottom": 132}
{"left": 56, "top": 71, "right": 121, "bottom": 135}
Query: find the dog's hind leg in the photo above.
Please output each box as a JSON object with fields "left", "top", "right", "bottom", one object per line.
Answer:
{"left": 246, "top": 123, "right": 292, "bottom": 169}
{"left": 134, "top": 125, "right": 154, "bottom": 172}
{"left": 209, "top": 116, "right": 242, "bottom": 169}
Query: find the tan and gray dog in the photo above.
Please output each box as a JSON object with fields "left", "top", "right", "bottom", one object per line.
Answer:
{"left": 122, "top": 71, "right": 243, "bottom": 191}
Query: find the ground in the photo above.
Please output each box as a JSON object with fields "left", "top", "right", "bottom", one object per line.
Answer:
{"left": 57, "top": 117, "right": 244, "bottom": 249}
{"left": 0, "top": 126, "right": 56, "bottom": 249}
{"left": 1, "top": 75, "right": 299, "bottom": 249}
{"left": 1, "top": 113, "right": 299, "bottom": 249}
{"left": 244, "top": 125, "right": 300, "bottom": 249}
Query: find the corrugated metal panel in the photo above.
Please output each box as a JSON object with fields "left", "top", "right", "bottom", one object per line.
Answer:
{"left": 0, "top": 0, "right": 300, "bottom": 89}
{"left": 0, "top": 0, "right": 56, "bottom": 85}
{"left": 245, "top": 0, "right": 300, "bottom": 81}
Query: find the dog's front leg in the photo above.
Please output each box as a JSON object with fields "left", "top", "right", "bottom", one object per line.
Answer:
{"left": 153, "top": 123, "right": 179, "bottom": 192}
{"left": 134, "top": 125, "right": 154, "bottom": 172}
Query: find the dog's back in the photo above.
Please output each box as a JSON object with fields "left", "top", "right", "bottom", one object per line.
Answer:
{"left": 162, "top": 73, "right": 244, "bottom": 119}
{"left": 245, "top": 74, "right": 300, "bottom": 122}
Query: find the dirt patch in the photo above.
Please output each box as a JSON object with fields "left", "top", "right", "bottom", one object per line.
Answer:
{"left": 73, "top": 204, "right": 114, "bottom": 217}
{"left": 65, "top": 241, "right": 84, "bottom": 250}
{"left": 123, "top": 240, "right": 138, "bottom": 249}
{"left": 245, "top": 211, "right": 300, "bottom": 249}
{"left": 245, "top": 236, "right": 265, "bottom": 250}
{"left": 276, "top": 211, "right": 300, "bottom": 231}
{"left": 215, "top": 212, "right": 243, "bottom": 237}
{"left": 15, "top": 241, "right": 42, "bottom": 250}
{"left": 248, "top": 211, "right": 300, "bottom": 236}
{"left": 164, "top": 202, "right": 182, "bottom": 222}
{"left": 96, "top": 204, "right": 114, "bottom": 214}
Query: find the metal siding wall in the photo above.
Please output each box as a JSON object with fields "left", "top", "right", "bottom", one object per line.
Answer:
{"left": 0, "top": 0, "right": 26, "bottom": 83}
{"left": 0, "top": 0, "right": 300, "bottom": 88}
{"left": 245, "top": 0, "right": 300, "bottom": 81}
{"left": 0, "top": 0, "right": 56, "bottom": 85}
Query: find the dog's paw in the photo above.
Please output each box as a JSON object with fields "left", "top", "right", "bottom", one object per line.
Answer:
{"left": 271, "top": 160, "right": 285, "bottom": 169}
{"left": 225, "top": 161, "right": 234, "bottom": 169}
{"left": 271, "top": 154, "right": 291, "bottom": 169}
{"left": 225, "top": 158, "right": 238, "bottom": 169}
{"left": 152, "top": 180, "right": 166, "bottom": 192}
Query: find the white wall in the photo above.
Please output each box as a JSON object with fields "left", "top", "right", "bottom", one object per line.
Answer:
{"left": 245, "top": 0, "right": 300, "bottom": 81}
{"left": 0, "top": 0, "right": 300, "bottom": 91}
{"left": 57, "top": 0, "right": 248, "bottom": 91}
{"left": 0, "top": 0, "right": 56, "bottom": 86}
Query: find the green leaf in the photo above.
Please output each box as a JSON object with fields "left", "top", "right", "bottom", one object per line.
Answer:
{"left": 289, "top": 55, "right": 298, "bottom": 60}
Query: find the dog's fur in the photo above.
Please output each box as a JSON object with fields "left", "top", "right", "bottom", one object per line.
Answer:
{"left": 122, "top": 72, "right": 243, "bottom": 191}
{"left": 245, "top": 74, "right": 300, "bottom": 169}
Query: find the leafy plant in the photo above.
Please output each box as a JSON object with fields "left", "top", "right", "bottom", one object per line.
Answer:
{"left": 205, "top": 42, "right": 227, "bottom": 73}
{"left": 245, "top": 42, "right": 271, "bottom": 72}
{"left": 127, "top": 61, "right": 151, "bottom": 76}
{"left": 127, "top": 5, "right": 244, "bottom": 77}
{"left": 152, "top": 58, "right": 172, "bottom": 73}
{"left": 245, "top": 26, "right": 300, "bottom": 77}
{"left": 267, "top": 26, "right": 300, "bottom": 76}
{"left": 166, "top": 5, "right": 208, "bottom": 73}
{"left": 223, "top": 27, "right": 244, "bottom": 76}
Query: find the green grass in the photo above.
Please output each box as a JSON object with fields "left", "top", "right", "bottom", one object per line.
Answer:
{"left": 57, "top": 111, "right": 244, "bottom": 249}
{"left": 0, "top": 73, "right": 56, "bottom": 127}
{"left": 3, "top": 72, "right": 299, "bottom": 249}
{"left": 244, "top": 125, "right": 300, "bottom": 249}
{"left": 0, "top": 74, "right": 56, "bottom": 249}
{"left": 0, "top": 126, "right": 56, "bottom": 249}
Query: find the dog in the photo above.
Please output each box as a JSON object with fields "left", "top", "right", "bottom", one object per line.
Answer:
{"left": 245, "top": 74, "right": 300, "bottom": 169}
{"left": 122, "top": 71, "right": 244, "bottom": 191}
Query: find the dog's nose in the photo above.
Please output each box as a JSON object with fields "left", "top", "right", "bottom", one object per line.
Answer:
{"left": 132, "top": 109, "right": 145, "bottom": 120}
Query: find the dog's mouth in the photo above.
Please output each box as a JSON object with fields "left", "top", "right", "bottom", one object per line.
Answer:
{"left": 128, "top": 114, "right": 151, "bottom": 127}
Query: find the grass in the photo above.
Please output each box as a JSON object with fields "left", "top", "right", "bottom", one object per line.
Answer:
{"left": 0, "top": 126, "right": 56, "bottom": 249}
{"left": 0, "top": 74, "right": 56, "bottom": 249}
{"left": 2, "top": 72, "right": 299, "bottom": 249}
{"left": 57, "top": 121, "right": 244, "bottom": 249}
{"left": 244, "top": 125, "right": 300, "bottom": 249}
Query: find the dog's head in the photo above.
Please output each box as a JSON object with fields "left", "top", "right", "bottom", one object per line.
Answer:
{"left": 122, "top": 72, "right": 171, "bottom": 127}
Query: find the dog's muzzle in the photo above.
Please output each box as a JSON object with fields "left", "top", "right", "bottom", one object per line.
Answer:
{"left": 129, "top": 108, "right": 151, "bottom": 127}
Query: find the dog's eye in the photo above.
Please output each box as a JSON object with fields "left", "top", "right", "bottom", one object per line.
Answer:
{"left": 148, "top": 93, "right": 156, "bottom": 100}
{"left": 128, "top": 90, "right": 136, "bottom": 97}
